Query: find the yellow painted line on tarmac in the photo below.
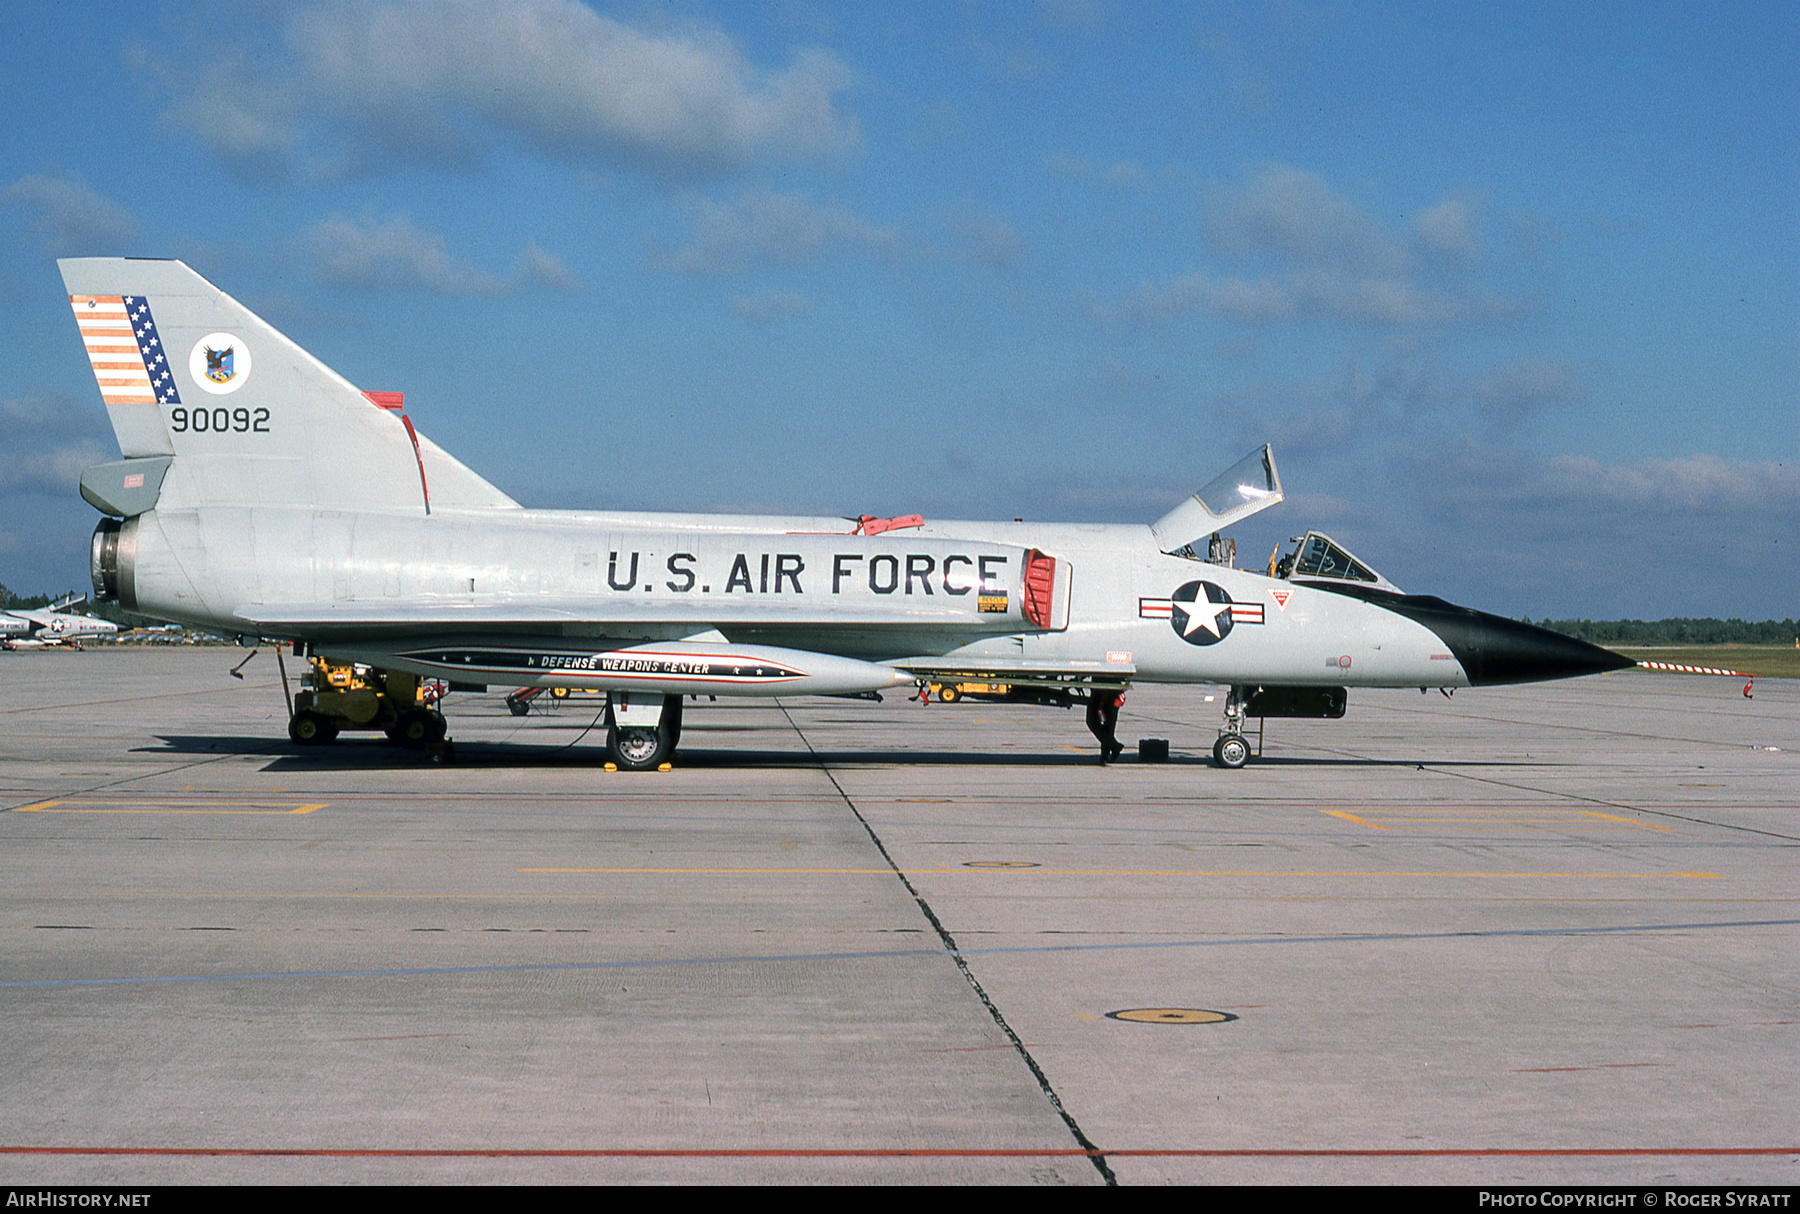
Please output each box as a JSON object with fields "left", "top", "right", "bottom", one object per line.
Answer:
{"left": 13, "top": 800, "right": 326, "bottom": 815}
{"left": 1322, "top": 809, "right": 1387, "bottom": 829}
{"left": 1324, "top": 808, "right": 1673, "bottom": 831}
{"left": 520, "top": 866, "right": 1722, "bottom": 879}
{"left": 50, "top": 890, "right": 617, "bottom": 900}
{"left": 524, "top": 867, "right": 939, "bottom": 875}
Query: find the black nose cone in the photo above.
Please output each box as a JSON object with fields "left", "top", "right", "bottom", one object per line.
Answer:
{"left": 1378, "top": 596, "right": 1638, "bottom": 685}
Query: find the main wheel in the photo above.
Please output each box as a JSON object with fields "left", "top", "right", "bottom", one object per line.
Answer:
{"left": 607, "top": 724, "right": 670, "bottom": 772}
{"left": 1213, "top": 733, "right": 1250, "bottom": 769}
{"left": 289, "top": 711, "right": 337, "bottom": 746}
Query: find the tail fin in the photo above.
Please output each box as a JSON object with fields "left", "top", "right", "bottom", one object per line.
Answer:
{"left": 59, "top": 258, "right": 517, "bottom": 515}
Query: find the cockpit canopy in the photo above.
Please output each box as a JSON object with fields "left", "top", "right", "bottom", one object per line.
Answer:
{"left": 1277, "top": 531, "right": 1402, "bottom": 594}
{"left": 1151, "top": 445, "right": 1283, "bottom": 553}
{"left": 1152, "top": 450, "right": 1402, "bottom": 593}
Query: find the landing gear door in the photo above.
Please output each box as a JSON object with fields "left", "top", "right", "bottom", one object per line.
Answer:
{"left": 1150, "top": 445, "right": 1284, "bottom": 554}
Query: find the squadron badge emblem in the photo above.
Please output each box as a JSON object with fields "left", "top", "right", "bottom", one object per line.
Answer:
{"left": 189, "top": 332, "right": 252, "bottom": 394}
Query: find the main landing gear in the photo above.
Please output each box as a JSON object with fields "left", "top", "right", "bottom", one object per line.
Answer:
{"left": 605, "top": 693, "right": 682, "bottom": 772}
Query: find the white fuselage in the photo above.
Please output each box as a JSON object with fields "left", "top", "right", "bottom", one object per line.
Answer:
{"left": 117, "top": 503, "right": 1468, "bottom": 690}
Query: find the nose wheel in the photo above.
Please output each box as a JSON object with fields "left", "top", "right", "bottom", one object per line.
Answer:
{"left": 1212, "top": 686, "right": 1254, "bottom": 769}
{"left": 1212, "top": 732, "right": 1250, "bottom": 769}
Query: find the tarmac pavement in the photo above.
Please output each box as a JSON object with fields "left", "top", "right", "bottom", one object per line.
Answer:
{"left": 1, "top": 647, "right": 1794, "bottom": 1185}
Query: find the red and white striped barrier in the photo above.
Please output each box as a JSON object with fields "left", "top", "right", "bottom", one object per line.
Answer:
{"left": 1636, "top": 660, "right": 1751, "bottom": 677}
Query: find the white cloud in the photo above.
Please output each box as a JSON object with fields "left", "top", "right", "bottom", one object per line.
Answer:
{"left": 146, "top": 0, "right": 859, "bottom": 182}
{"left": 519, "top": 244, "right": 579, "bottom": 292}
{"left": 1101, "top": 273, "right": 1211, "bottom": 326}
{"left": 0, "top": 443, "right": 110, "bottom": 496}
{"left": 1533, "top": 452, "right": 1800, "bottom": 516}
{"left": 2, "top": 175, "right": 142, "bottom": 255}
{"left": 945, "top": 205, "right": 1023, "bottom": 270}
{"left": 128, "top": 39, "right": 305, "bottom": 183}
{"left": 1094, "top": 164, "right": 1515, "bottom": 330}
{"left": 1292, "top": 272, "right": 1509, "bottom": 327}
{"left": 1464, "top": 359, "right": 1582, "bottom": 427}
{"left": 655, "top": 186, "right": 894, "bottom": 277}
{"left": 1101, "top": 268, "right": 1508, "bottom": 329}
{"left": 1396, "top": 445, "right": 1799, "bottom": 615}
{"left": 1197, "top": 3, "right": 1344, "bottom": 120}
{"left": 299, "top": 215, "right": 575, "bottom": 295}
{"left": 0, "top": 395, "right": 114, "bottom": 494}
{"left": 302, "top": 215, "right": 509, "bottom": 295}
{"left": 1046, "top": 154, "right": 1149, "bottom": 188}
{"left": 1197, "top": 275, "right": 1297, "bottom": 323}
{"left": 1415, "top": 197, "right": 1482, "bottom": 263}
{"left": 1209, "top": 163, "right": 1410, "bottom": 277}
{"left": 1417, "top": 445, "right": 1799, "bottom": 522}
{"left": 1194, "top": 351, "right": 1590, "bottom": 465}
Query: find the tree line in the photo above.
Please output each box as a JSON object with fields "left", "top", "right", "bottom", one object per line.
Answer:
{"left": 1532, "top": 618, "right": 1799, "bottom": 645}
{"left": 0, "top": 584, "right": 67, "bottom": 611}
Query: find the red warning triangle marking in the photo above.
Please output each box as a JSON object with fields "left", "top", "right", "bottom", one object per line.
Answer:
{"left": 1270, "top": 590, "right": 1291, "bottom": 611}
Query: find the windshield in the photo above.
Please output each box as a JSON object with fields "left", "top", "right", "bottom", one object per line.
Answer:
{"left": 1294, "top": 534, "right": 1378, "bottom": 582}
{"left": 1277, "top": 531, "right": 1400, "bottom": 592}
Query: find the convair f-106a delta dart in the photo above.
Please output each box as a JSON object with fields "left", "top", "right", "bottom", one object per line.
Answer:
{"left": 0, "top": 595, "right": 120, "bottom": 649}
{"left": 62, "top": 258, "right": 1631, "bottom": 769}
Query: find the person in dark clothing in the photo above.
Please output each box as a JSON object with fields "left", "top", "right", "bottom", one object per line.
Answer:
{"left": 1086, "top": 688, "right": 1125, "bottom": 762}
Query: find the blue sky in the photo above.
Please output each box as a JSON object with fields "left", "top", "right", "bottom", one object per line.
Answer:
{"left": 2, "top": 0, "right": 1794, "bottom": 619}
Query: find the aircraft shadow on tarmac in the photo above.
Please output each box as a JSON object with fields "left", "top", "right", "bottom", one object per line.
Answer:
{"left": 141, "top": 734, "right": 1553, "bottom": 771}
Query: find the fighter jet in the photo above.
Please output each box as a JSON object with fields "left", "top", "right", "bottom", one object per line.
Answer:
{"left": 61, "top": 258, "right": 1631, "bottom": 768}
{"left": 0, "top": 595, "right": 120, "bottom": 649}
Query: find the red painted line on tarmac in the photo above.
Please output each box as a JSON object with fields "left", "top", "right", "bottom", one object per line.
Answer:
{"left": 1100, "top": 1149, "right": 1800, "bottom": 1158}
{"left": 1, "top": 1146, "right": 1794, "bottom": 1159}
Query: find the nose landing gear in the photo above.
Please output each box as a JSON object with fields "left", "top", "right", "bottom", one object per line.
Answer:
{"left": 1213, "top": 686, "right": 1252, "bottom": 769}
{"left": 1212, "top": 731, "right": 1251, "bottom": 769}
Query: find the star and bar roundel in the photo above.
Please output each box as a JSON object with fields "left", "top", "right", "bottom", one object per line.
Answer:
{"left": 1139, "top": 581, "right": 1265, "bottom": 646}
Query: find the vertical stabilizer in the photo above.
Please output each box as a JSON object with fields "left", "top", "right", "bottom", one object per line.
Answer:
{"left": 59, "top": 258, "right": 518, "bottom": 514}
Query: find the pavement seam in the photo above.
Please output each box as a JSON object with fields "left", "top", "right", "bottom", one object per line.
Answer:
{"left": 1397, "top": 762, "right": 1800, "bottom": 842}
{"left": 1, "top": 752, "right": 240, "bottom": 814}
{"left": 776, "top": 699, "right": 1118, "bottom": 1187}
